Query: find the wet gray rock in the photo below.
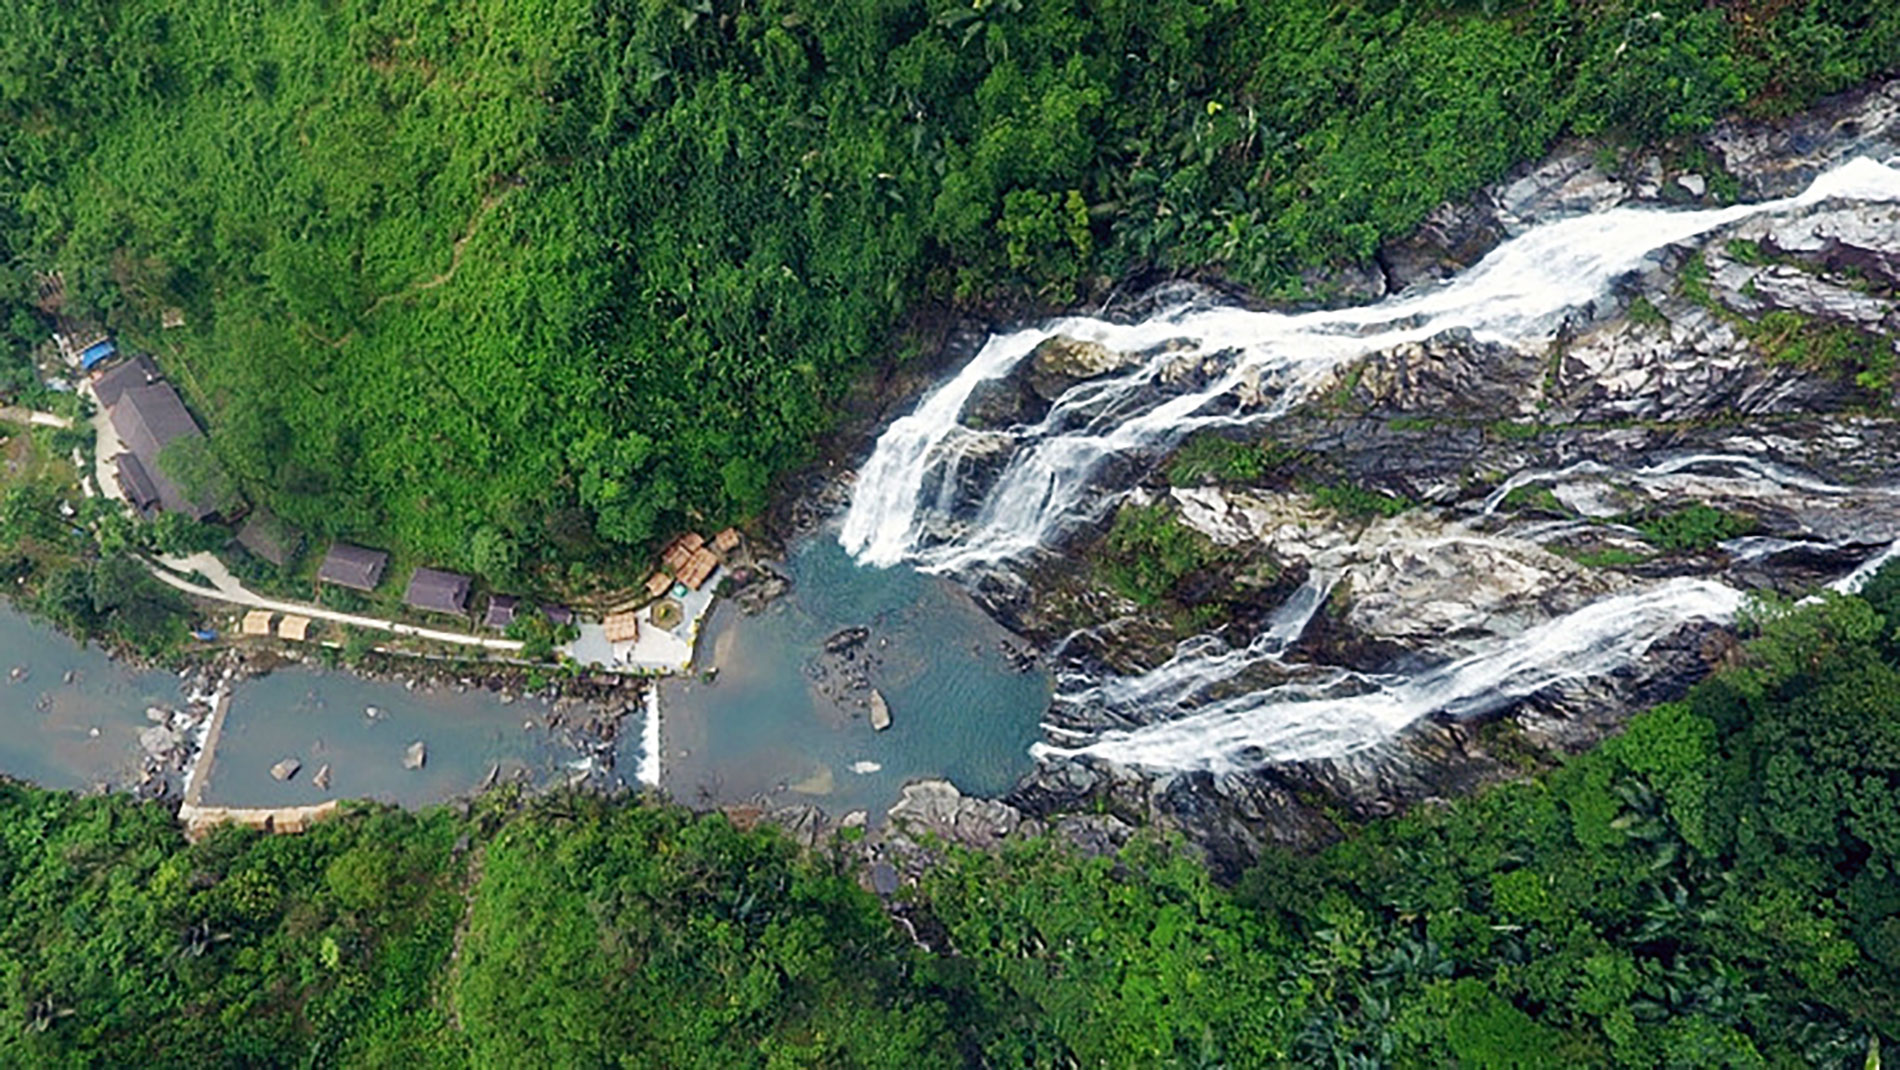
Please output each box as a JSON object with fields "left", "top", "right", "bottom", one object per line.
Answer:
{"left": 1350, "top": 329, "right": 1544, "bottom": 419}
{"left": 139, "top": 725, "right": 180, "bottom": 758}
{"left": 1498, "top": 146, "right": 1629, "bottom": 228}
{"left": 869, "top": 861, "right": 900, "bottom": 896}
{"left": 771, "top": 805, "right": 827, "bottom": 848}
{"left": 888, "top": 778, "right": 1041, "bottom": 850}
{"left": 961, "top": 375, "right": 1047, "bottom": 430}
{"left": 270, "top": 758, "right": 301, "bottom": 782}
{"left": 1024, "top": 336, "right": 1139, "bottom": 400}
{"left": 403, "top": 741, "right": 426, "bottom": 770}
{"left": 1709, "top": 80, "right": 1900, "bottom": 200}
{"left": 1378, "top": 198, "right": 1510, "bottom": 291}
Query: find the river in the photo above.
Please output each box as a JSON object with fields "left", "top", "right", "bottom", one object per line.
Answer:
{"left": 0, "top": 603, "right": 180, "bottom": 791}
{"left": 0, "top": 603, "right": 574, "bottom": 806}
{"left": 648, "top": 536, "right": 1051, "bottom": 819}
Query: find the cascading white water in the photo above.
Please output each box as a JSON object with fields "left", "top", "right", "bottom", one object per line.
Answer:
{"left": 842, "top": 157, "right": 1900, "bottom": 573}
{"left": 838, "top": 156, "right": 1900, "bottom": 772}
{"left": 1035, "top": 579, "right": 1745, "bottom": 771}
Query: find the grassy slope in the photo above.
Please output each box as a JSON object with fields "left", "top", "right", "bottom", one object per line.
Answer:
{"left": 5, "top": 0, "right": 1899, "bottom": 586}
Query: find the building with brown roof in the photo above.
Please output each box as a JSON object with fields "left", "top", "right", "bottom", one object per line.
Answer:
{"left": 660, "top": 535, "right": 695, "bottom": 573}
{"left": 115, "top": 454, "right": 162, "bottom": 517}
{"left": 241, "top": 610, "right": 274, "bottom": 636}
{"left": 278, "top": 616, "right": 312, "bottom": 642}
{"left": 644, "top": 571, "right": 673, "bottom": 598}
{"left": 678, "top": 546, "right": 720, "bottom": 591}
{"left": 93, "top": 355, "right": 161, "bottom": 408}
{"left": 318, "top": 543, "right": 389, "bottom": 591}
{"left": 100, "top": 362, "right": 217, "bottom": 520}
{"left": 712, "top": 527, "right": 741, "bottom": 554}
{"left": 405, "top": 568, "right": 471, "bottom": 616}
{"left": 603, "top": 610, "right": 641, "bottom": 644}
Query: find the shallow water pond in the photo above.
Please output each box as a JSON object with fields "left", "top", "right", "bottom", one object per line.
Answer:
{"left": 197, "top": 668, "right": 570, "bottom": 809}
{"left": 649, "top": 535, "right": 1051, "bottom": 819}
{"left": 0, "top": 604, "right": 181, "bottom": 791}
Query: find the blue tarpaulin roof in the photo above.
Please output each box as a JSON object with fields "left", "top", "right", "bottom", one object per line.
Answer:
{"left": 79, "top": 340, "right": 116, "bottom": 370}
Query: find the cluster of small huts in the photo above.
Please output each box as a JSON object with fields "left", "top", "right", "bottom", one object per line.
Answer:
{"left": 595, "top": 529, "right": 742, "bottom": 651}
{"left": 649, "top": 528, "right": 739, "bottom": 597}
{"left": 315, "top": 542, "right": 567, "bottom": 632}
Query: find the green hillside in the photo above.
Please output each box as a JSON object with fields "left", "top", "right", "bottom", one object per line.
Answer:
{"left": 4, "top": 0, "right": 1896, "bottom": 577}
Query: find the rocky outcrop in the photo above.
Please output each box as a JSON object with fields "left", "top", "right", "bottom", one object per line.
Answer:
{"left": 990, "top": 78, "right": 1900, "bottom": 871}
{"left": 1025, "top": 336, "right": 1139, "bottom": 400}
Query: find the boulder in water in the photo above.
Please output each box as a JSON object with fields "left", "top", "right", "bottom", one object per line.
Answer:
{"left": 404, "top": 741, "right": 427, "bottom": 770}
{"left": 868, "top": 690, "right": 892, "bottom": 731}
{"left": 270, "top": 758, "right": 301, "bottom": 782}
{"left": 1024, "top": 336, "right": 1138, "bottom": 400}
{"left": 139, "top": 725, "right": 179, "bottom": 758}
{"left": 312, "top": 764, "right": 332, "bottom": 790}
{"left": 824, "top": 627, "right": 869, "bottom": 654}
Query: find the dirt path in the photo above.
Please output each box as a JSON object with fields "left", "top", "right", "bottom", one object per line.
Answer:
{"left": 363, "top": 191, "right": 507, "bottom": 318}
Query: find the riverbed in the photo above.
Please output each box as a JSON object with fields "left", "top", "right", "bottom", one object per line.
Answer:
{"left": 0, "top": 604, "right": 180, "bottom": 791}
{"left": 195, "top": 668, "right": 571, "bottom": 809}
{"left": 649, "top": 536, "right": 1051, "bottom": 819}
{"left": 0, "top": 603, "right": 585, "bottom": 806}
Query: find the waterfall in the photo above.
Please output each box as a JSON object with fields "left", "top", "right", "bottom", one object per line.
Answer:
{"left": 841, "top": 157, "right": 1900, "bottom": 572}
{"left": 837, "top": 156, "right": 1900, "bottom": 772}
{"left": 1034, "top": 579, "right": 1745, "bottom": 770}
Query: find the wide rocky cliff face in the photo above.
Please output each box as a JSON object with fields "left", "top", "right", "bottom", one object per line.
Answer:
{"left": 928, "top": 82, "right": 1900, "bottom": 877}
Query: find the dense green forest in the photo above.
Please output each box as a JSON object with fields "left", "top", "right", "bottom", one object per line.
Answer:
{"left": 3, "top": 0, "right": 1898, "bottom": 579}
{"left": 2, "top": 569, "right": 1897, "bottom": 1066}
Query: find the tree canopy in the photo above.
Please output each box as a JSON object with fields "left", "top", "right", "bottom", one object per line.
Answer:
{"left": 4, "top": 0, "right": 1896, "bottom": 579}
{"left": 5, "top": 568, "right": 1900, "bottom": 1065}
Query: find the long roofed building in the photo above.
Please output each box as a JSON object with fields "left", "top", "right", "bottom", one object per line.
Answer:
{"left": 405, "top": 567, "right": 471, "bottom": 616}
{"left": 97, "top": 357, "right": 217, "bottom": 520}
{"left": 318, "top": 543, "right": 389, "bottom": 591}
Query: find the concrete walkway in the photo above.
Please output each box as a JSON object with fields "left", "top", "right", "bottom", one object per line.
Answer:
{"left": 0, "top": 406, "right": 74, "bottom": 430}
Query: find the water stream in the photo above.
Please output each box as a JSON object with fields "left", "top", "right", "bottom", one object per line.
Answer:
{"left": 842, "top": 155, "right": 1900, "bottom": 774}
{"left": 648, "top": 536, "right": 1050, "bottom": 818}
{"left": 0, "top": 603, "right": 572, "bottom": 805}
{"left": 196, "top": 670, "right": 568, "bottom": 810}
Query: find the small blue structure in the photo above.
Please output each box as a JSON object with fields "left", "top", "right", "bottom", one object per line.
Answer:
{"left": 191, "top": 628, "right": 218, "bottom": 642}
{"left": 79, "top": 339, "right": 117, "bottom": 371}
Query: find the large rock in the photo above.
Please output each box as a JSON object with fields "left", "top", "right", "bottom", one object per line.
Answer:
{"left": 270, "top": 758, "right": 301, "bottom": 782}
{"left": 1496, "top": 145, "right": 1630, "bottom": 229}
{"left": 1378, "top": 197, "right": 1509, "bottom": 291}
{"left": 139, "top": 725, "right": 180, "bottom": 758}
{"left": 888, "top": 778, "right": 1040, "bottom": 850}
{"left": 1709, "top": 80, "right": 1900, "bottom": 200}
{"left": 1347, "top": 330, "right": 1546, "bottom": 419}
{"left": 403, "top": 741, "right": 427, "bottom": 770}
{"left": 1023, "top": 336, "right": 1139, "bottom": 401}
